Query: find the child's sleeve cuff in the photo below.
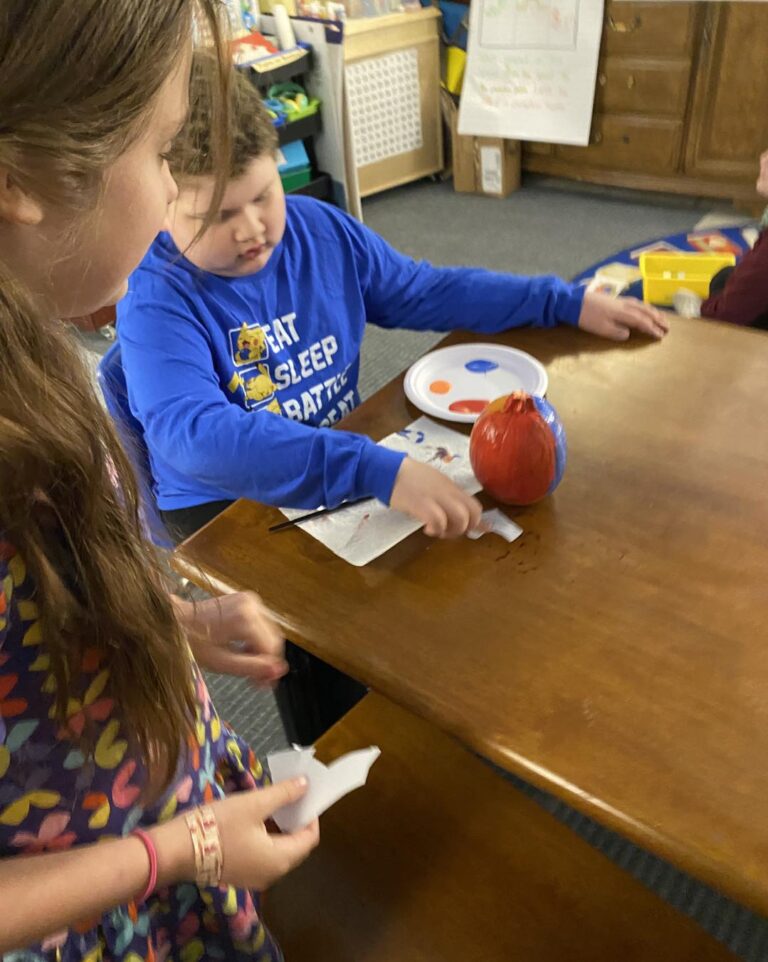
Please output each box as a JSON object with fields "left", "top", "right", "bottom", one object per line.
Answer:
{"left": 556, "top": 286, "right": 586, "bottom": 326}
{"left": 358, "top": 443, "right": 408, "bottom": 505}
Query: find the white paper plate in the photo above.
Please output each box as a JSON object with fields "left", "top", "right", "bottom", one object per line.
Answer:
{"left": 403, "top": 343, "right": 548, "bottom": 424}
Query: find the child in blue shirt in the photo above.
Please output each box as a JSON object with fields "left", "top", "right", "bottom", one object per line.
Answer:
{"left": 118, "top": 53, "right": 667, "bottom": 544}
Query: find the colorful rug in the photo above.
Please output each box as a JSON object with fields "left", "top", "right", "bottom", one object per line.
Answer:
{"left": 572, "top": 225, "right": 758, "bottom": 303}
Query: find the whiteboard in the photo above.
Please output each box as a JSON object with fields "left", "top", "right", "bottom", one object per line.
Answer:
{"left": 458, "top": 0, "right": 604, "bottom": 146}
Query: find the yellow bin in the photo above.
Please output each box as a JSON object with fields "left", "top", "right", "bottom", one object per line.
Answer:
{"left": 444, "top": 46, "right": 466, "bottom": 96}
{"left": 639, "top": 252, "right": 736, "bottom": 305}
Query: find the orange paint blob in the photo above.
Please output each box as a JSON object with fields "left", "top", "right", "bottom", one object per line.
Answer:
{"left": 429, "top": 379, "right": 452, "bottom": 395}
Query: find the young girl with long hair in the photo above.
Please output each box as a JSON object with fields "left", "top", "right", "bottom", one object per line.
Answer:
{"left": 0, "top": 2, "right": 318, "bottom": 958}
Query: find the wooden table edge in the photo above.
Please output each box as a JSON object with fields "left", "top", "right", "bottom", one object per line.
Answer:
{"left": 172, "top": 541, "right": 766, "bottom": 916}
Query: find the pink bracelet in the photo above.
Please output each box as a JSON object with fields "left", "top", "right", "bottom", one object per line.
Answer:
{"left": 133, "top": 829, "right": 158, "bottom": 902}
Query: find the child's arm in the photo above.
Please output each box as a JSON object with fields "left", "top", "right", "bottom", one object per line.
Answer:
{"left": 119, "top": 306, "right": 405, "bottom": 511}
{"left": 345, "top": 214, "right": 583, "bottom": 331}
{"left": 342, "top": 214, "right": 664, "bottom": 338}
{"left": 701, "top": 231, "right": 768, "bottom": 327}
{"left": 0, "top": 779, "right": 316, "bottom": 953}
{"left": 120, "top": 306, "right": 481, "bottom": 532}
{"left": 0, "top": 819, "right": 188, "bottom": 952}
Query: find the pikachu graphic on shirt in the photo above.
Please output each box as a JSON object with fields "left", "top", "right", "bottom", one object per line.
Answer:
{"left": 234, "top": 322, "right": 268, "bottom": 364}
{"left": 228, "top": 363, "right": 281, "bottom": 415}
{"left": 244, "top": 364, "right": 277, "bottom": 403}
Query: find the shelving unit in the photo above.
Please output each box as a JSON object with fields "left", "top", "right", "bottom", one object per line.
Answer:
{"left": 290, "top": 172, "right": 333, "bottom": 200}
{"left": 239, "top": 42, "right": 333, "bottom": 204}
{"left": 247, "top": 44, "right": 312, "bottom": 88}
{"left": 277, "top": 110, "right": 322, "bottom": 148}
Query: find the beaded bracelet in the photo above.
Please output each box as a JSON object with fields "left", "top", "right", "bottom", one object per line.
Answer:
{"left": 185, "top": 804, "right": 223, "bottom": 887}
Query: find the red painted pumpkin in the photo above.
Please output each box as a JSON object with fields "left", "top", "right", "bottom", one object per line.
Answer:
{"left": 469, "top": 391, "right": 562, "bottom": 505}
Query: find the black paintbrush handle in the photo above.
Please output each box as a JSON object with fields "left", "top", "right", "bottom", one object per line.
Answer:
{"left": 268, "top": 496, "right": 375, "bottom": 533}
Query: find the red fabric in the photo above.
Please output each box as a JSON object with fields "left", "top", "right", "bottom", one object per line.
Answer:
{"left": 701, "top": 230, "right": 768, "bottom": 327}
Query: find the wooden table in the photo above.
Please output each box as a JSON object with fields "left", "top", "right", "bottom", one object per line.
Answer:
{"left": 175, "top": 319, "right": 768, "bottom": 914}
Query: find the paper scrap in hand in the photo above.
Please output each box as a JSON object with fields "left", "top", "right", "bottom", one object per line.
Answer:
{"left": 467, "top": 508, "right": 523, "bottom": 543}
{"left": 267, "top": 745, "right": 381, "bottom": 833}
{"left": 278, "top": 416, "right": 481, "bottom": 566}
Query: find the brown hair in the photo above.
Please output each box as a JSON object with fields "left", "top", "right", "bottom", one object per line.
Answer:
{"left": 0, "top": 0, "right": 230, "bottom": 794}
{"left": 171, "top": 50, "right": 278, "bottom": 181}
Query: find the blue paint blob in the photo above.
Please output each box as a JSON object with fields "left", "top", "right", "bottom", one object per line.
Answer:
{"left": 465, "top": 358, "right": 499, "bottom": 374}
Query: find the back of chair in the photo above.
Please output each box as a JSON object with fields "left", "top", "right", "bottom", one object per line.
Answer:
{"left": 97, "top": 344, "right": 172, "bottom": 548}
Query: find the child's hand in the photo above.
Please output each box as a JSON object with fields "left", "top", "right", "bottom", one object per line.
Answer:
{"left": 213, "top": 779, "right": 320, "bottom": 889}
{"left": 174, "top": 593, "right": 288, "bottom": 687}
{"left": 578, "top": 292, "right": 670, "bottom": 341}
{"left": 153, "top": 779, "right": 319, "bottom": 891}
{"left": 390, "top": 457, "right": 483, "bottom": 537}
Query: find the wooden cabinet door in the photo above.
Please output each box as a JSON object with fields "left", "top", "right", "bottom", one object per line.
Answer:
{"left": 594, "top": 59, "right": 691, "bottom": 119}
{"left": 602, "top": 0, "right": 697, "bottom": 58}
{"left": 685, "top": 2, "right": 768, "bottom": 182}
{"left": 555, "top": 115, "right": 683, "bottom": 173}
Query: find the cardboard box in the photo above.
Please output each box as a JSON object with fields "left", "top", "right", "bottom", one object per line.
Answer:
{"left": 443, "top": 91, "right": 520, "bottom": 198}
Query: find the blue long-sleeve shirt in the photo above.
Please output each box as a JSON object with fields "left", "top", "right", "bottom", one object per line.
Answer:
{"left": 117, "top": 195, "right": 584, "bottom": 511}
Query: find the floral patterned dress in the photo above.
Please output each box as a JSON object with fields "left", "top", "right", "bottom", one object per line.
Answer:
{"left": 0, "top": 539, "right": 282, "bottom": 962}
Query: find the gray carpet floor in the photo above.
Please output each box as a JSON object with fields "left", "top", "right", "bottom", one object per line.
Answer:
{"left": 81, "top": 176, "right": 767, "bottom": 958}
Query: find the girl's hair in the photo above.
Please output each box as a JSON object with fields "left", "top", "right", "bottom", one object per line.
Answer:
{"left": 171, "top": 50, "right": 278, "bottom": 182}
{"left": 0, "top": 0, "right": 231, "bottom": 794}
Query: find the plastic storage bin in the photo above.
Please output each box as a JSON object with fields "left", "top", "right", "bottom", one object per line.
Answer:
{"left": 640, "top": 252, "right": 736, "bottom": 305}
{"left": 278, "top": 139, "right": 312, "bottom": 191}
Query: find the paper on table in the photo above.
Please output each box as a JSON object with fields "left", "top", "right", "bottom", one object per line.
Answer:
{"left": 267, "top": 745, "right": 381, "bottom": 833}
{"left": 278, "top": 416, "right": 482, "bottom": 566}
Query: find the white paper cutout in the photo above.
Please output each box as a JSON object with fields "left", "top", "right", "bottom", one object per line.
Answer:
{"left": 467, "top": 508, "right": 523, "bottom": 543}
{"left": 267, "top": 745, "right": 381, "bottom": 833}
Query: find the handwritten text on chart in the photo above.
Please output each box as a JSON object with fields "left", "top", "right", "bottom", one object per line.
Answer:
{"left": 459, "top": 0, "right": 604, "bottom": 144}
{"left": 471, "top": 53, "right": 570, "bottom": 112}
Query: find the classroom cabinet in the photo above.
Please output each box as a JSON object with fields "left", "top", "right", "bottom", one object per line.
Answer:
{"left": 522, "top": 1, "right": 768, "bottom": 209}
{"left": 683, "top": 3, "right": 768, "bottom": 183}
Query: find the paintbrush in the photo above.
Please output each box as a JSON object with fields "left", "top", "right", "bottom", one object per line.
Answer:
{"left": 268, "top": 496, "right": 375, "bottom": 533}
